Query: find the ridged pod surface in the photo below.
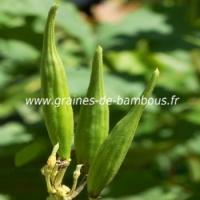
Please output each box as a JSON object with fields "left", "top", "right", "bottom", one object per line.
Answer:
{"left": 75, "top": 46, "right": 109, "bottom": 168}
{"left": 87, "top": 69, "right": 159, "bottom": 198}
{"left": 40, "top": 4, "right": 73, "bottom": 160}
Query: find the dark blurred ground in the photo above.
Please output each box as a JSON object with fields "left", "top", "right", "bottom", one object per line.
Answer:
{"left": 1, "top": 0, "right": 200, "bottom": 199}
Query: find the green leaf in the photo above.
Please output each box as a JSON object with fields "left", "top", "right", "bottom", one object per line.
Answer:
{"left": 0, "top": 13, "right": 25, "bottom": 28}
{"left": 105, "top": 50, "right": 146, "bottom": 75}
{"left": 15, "top": 137, "right": 50, "bottom": 167}
{"left": 0, "top": 39, "right": 39, "bottom": 65}
{"left": 153, "top": 50, "right": 200, "bottom": 93}
{"left": 104, "top": 185, "right": 189, "bottom": 200}
{"left": 0, "top": 0, "right": 95, "bottom": 57}
{"left": 0, "top": 122, "right": 32, "bottom": 146}
{"left": 0, "top": 194, "right": 11, "bottom": 200}
{"left": 57, "top": 2, "right": 95, "bottom": 58}
{"left": 97, "top": 7, "right": 172, "bottom": 49}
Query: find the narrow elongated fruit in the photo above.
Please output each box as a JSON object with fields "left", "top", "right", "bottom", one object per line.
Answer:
{"left": 40, "top": 3, "right": 73, "bottom": 160}
{"left": 75, "top": 46, "right": 109, "bottom": 168}
{"left": 87, "top": 69, "right": 159, "bottom": 198}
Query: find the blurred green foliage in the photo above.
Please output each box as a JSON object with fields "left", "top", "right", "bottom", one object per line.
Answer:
{"left": 0, "top": 0, "right": 200, "bottom": 199}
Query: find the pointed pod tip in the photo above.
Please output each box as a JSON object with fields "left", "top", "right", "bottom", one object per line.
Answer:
{"left": 54, "top": 143, "right": 60, "bottom": 151}
{"left": 51, "top": 0, "right": 60, "bottom": 11}
{"left": 49, "top": 3, "right": 59, "bottom": 15}
{"left": 52, "top": 4, "right": 59, "bottom": 9}
{"left": 154, "top": 68, "right": 160, "bottom": 77}
{"left": 54, "top": 0, "right": 61, "bottom": 7}
{"left": 96, "top": 45, "right": 103, "bottom": 55}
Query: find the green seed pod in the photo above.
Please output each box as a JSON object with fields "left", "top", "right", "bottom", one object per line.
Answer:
{"left": 87, "top": 69, "right": 159, "bottom": 198}
{"left": 40, "top": 3, "right": 73, "bottom": 160}
{"left": 75, "top": 46, "right": 109, "bottom": 168}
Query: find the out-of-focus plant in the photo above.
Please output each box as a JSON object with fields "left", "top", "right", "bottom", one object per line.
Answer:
{"left": 0, "top": 0, "right": 200, "bottom": 199}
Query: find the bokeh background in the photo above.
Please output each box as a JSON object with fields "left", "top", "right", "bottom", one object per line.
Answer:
{"left": 1, "top": 0, "right": 200, "bottom": 199}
